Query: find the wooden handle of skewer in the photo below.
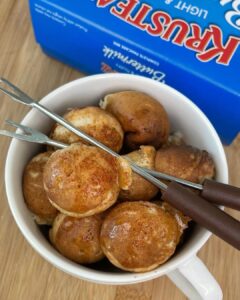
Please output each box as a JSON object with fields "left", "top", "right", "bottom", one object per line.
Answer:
{"left": 162, "top": 182, "right": 240, "bottom": 250}
{"left": 201, "top": 179, "right": 240, "bottom": 210}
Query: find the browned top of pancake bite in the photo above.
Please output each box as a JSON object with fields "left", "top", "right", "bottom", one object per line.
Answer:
{"left": 100, "top": 91, "right": 170, "bottom": 150}
{"left": 50, "top": 106, "right": 124, "bottom": 152}
{"left": 100, "top": 201, "right": 179, "bottom": 272}
{"left": 23, "top": 151, "right": 58, "bottom": 224}
{"left": 155, "top": 145, "right": 215, "bottom": 183}
{"left": 50, "top": 213, "right": 104, "bottom": 264}
{"left": 43, "top": 144, "right": 130, "bottom": 217}
{"left": 119, "top": 146, "right": 158, "bottom": 201}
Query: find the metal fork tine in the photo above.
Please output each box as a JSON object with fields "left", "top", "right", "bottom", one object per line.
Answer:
{"left": 0, "top": 130, "right": 39, "bottom": 143}
{"left": 0, "top": 78, "right": 33, "bottom": 105}
{"left": 0, "top": 86, "right": 24, "bottom": 103}
{"left": 0, "top": 78, "right": 31, "bottom": 99}
{"left": 0, "top": 124, "right": 68, "bottom": 148}
{"left": 5, "top": 119, "right": 36, "bottom": 134}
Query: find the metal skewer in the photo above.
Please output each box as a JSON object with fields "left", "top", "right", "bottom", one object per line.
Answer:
{"left": 2, "top": 119, "right": 203, "bottom": 190}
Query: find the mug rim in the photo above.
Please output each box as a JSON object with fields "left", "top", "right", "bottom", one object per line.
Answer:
{"left": 4, "top": 73, "right": 228, "bottom": 284}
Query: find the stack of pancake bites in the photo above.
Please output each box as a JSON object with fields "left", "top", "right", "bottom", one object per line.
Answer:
{"left": 23, "top": 91, "right": 215, "bottom": 272}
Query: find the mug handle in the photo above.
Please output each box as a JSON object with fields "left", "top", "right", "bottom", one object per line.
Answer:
{"left": 167, "top": 255, "right": 223, "bottom": 300}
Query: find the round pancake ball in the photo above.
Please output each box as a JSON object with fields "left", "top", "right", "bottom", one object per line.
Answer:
{"left": 23, "top": 151, "right": 58, "bottom": 225}
{"left": 100, "top": 201, "right": 179, "bottom": 272}
{"left": 50, "top": 213, "right": 104, "bottom": 264}
{"left": 50, "top": 107, "right": 124, "bottom": 152}
{"left": 119, "top": 146, "right": 158, "bottom": 201}
{"left": 43, "top": 144, "right": 132, "bottom": 218}
{"left": 100, "top": 91, "right": 170, "bottom": 150}
{"left": 155, "top": 145, "right": 215, "bottom": 184}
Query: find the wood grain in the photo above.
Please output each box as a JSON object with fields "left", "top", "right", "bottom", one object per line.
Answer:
{"left": 0, "top": 1, "right": 239, "bottom": 299}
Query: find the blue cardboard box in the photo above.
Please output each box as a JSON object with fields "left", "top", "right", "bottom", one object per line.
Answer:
{"left": 29, "top": 0, "right": 240, "bottom": 144}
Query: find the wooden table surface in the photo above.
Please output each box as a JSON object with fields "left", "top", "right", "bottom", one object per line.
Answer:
{"left": 0, "top": 1, "right": 239, "bottom": 299}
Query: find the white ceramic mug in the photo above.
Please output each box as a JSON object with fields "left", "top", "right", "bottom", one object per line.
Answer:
{"left": 5, "top": 74, "right": 228, "bottom": 300}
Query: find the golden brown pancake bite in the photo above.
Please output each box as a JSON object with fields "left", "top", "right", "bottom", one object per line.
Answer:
{"left": 43, "top": 144, "right": 132, "bottom": 217}
{"left": 50, "top": 213, "right": 104, "bottom": 264}
{"left": 23, "top": 152, "right": 58, "bottom": 225}
{"left": 50, "top": 106, "right": 124, "bottom": 152}
{"left": 100, "top": 201, "right": 179, "bottom": 272}
{"left": 20, "top": 94, "right": 208, "bottom": 273}
{"left": 100, "top": 91, "right": 170, "bottom": 150}
{"left": 155, "top": 145, "right": 215, "bottom": 183}
{"left": 119, "top": 146, "right": 158, "bottom": 201}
